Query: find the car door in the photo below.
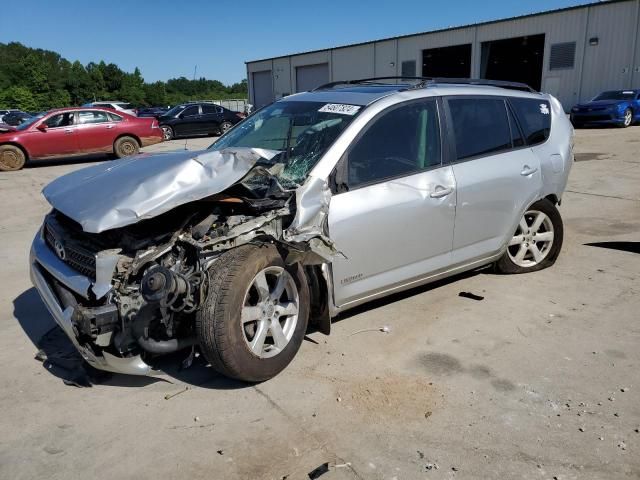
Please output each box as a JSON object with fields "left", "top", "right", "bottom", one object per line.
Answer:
{"left": 174, "top": 105, "right": 202, "bottom": 136}
{"left": 201, "top": 104, "right": 222, "bottom": 133}
{"left": 75, "top": 110, "right": 116, "bottom": 153}
{"left": 444, "top": 96, "right": 542, "bottom": 265}
{"left": 25, "top": 112, "right": 79, "bottom": 159}
{"left": 328, "top": 98, "right": 456, "bottom": 307}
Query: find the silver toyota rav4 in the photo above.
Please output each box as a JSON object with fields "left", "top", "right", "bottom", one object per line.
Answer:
{"left": 30, "top": 78, "right": 573, "bottom": 382}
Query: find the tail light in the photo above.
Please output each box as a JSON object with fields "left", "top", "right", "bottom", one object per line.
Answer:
{"left": 236, "top": 112, "right": 246, "bottom": 119}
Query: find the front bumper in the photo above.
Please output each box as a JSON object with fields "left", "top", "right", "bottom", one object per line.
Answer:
{"left": 570, "top": 111, "right": 624, "bottom": 125}
{"left": 30, "top": 231, "right": 152, "bottom": 375}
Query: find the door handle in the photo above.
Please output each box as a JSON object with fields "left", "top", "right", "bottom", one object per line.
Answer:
{"left": 521, "top": 165, "right": 538, "bottom": 176}
{"left": 64, "top": 129, "right": 73, "bottom": 135}
{"left": 430, "top": 185, "right": 454, "bottom": 198}
{"left": 106, "top": 125, "right": 114, "bottom": 129}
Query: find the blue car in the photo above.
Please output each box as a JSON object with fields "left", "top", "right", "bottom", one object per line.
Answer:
{"left": 570, "top": 89, "right": 640, "bottom": 128}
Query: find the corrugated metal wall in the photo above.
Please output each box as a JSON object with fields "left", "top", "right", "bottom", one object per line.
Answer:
{"left": 247, "top": 0, "right": 640, "bottom": 110}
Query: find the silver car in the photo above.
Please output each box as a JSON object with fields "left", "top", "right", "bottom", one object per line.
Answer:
{"left": 30, "top": 78, "right": 573, "bottom": 382}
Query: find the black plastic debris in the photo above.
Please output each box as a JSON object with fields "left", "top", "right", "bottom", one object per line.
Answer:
{"left": 216, "top": 450, "right": 224, "bottom": 455}
{"left": 459, "top": 291, "right": 485, "bottom": 301}
{"left": 308, "top": 463, "right": 330, "bottom": 479}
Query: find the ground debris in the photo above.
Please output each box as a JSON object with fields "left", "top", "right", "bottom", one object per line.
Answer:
{"left": 307, "top": 462, "right": 330, "bottom": 479}
{"left": 164, "top": 386, "right": 190, "bottom": 400}
{"left": 348, "top": 326, "right": 391, "bottom": 336}
{"left": 458, "top": 291, "right": 484, "bottom": 301}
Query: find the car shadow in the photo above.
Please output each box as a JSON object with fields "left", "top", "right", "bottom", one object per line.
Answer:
{"left": 332, "top": 266, "right": 488, "bottom": 324}
{"left": 13, "top": 287, "right": 247, "bottom": 389}
{"left": 14, "top": 265, "right": 491, "bottom": 390}
{"left": 25, "top": 153, "right": 110, "bottom": 169}
{"left": 584, "top": 241, "right": 640, "bottom": 254}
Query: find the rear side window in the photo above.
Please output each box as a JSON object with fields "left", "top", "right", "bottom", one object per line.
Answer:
{"left": 347, "top": 99, "right": 441, "bottom": 188}
{"left": 78, "top": 110, "right": 109, "bottom": 124}
{"left": 108, "top": 112, "right": 123, "bottom": 122}
{"left": 447, "top": 97, "right": 511, "bottom": 160}
{"left": 202, "top": 104, "right": 218, "bottom": 114}
{"left": 509, "top": 98, "right": 551, "bottom": 145}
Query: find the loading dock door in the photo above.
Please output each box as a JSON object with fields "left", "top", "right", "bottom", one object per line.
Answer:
{"left": 481, "top": 34, "right": 545, "bottom": 90}
{"left": 252, "top": 70, "right": 273, "bottom": 108}
{"left": 422, "top": 44, "right": 472, "bottom": 78}
{"left": 296, "top": 63, "right": 329, "bottom": 92}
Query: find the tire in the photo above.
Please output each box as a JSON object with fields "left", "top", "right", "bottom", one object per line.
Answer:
{"left": 113, "top": 136, "right": 140, "bottom": 158}
{"left": 0, "top": 145, "right": 26, "bottom": 171}
{"left": 161, "top": 125, "right": 174, "bottom": 141}
{"left": 196, "top": 244, "right": 309, "bottom": 382}
{"left": 495, "top": 198, "right": 564, "bottom": 274}
{"left": 620, "top": 108, "right": 632, "bottom": 128}
{"left": 219, "top": 121, "right": 233, "bottom": 135}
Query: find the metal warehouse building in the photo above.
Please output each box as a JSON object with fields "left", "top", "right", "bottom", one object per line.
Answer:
{"left": 246, "top": 0, "right": 640, "bottom": 110}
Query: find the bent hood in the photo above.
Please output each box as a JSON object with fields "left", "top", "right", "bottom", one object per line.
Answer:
{"left": 43, "top": 148, "right": 278, "bottom": 233}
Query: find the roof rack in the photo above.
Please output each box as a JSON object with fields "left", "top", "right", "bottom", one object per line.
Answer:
{"left": 313, "top": 76, "right": 536, "bottom": 93}
{"left": 313, "top": 76, "right": 429, "bottom": 91}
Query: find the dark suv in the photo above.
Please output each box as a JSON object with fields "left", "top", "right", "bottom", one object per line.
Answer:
{"left": 158, "top": 102, "right": 244, "bottom": 140}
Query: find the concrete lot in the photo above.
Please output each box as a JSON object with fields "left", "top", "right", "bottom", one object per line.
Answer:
{"left": 0, "top": 129, "right": 638, "bottom": 480}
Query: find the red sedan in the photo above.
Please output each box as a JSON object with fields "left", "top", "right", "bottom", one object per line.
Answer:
{"left": 0, "top": 107, "right": 163, "bottom": 171}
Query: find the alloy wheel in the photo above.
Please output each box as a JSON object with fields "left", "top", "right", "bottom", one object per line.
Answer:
{"left": 162, "top": 126, "right": 173, "bottom": 140}
{"left": 240, "top": 267, "right": 299, "bottom": 359}
{"left": 624, "top": 110, "right": 632, "bottom": 127}
{"left": 507, "top": 210, "right": 555, "bottom": 268}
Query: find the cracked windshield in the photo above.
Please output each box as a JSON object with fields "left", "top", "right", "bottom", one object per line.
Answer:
{"left": 209, "top": 101, "right": 360, "bottom": 188}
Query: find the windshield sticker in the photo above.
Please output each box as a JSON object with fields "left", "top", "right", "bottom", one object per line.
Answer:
{"left": 318, "top": 104, "right": 361, "bottom": 116}
{"left": 539, "top": 103, "right": 550, "bottom": 115}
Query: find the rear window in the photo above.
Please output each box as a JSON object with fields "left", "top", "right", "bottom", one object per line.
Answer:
{"left": 447, "top": 97, "right": 511, "bottom": 160}
{"left": 509, "top": 98, "right": 551, "bottom": 145}
{"left": 115, "top": 103, "right": 134, "bottom": 110}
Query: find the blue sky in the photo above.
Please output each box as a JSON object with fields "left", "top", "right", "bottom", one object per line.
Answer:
{"left": 1, "top": 0, "right": 590, "bottom": 85}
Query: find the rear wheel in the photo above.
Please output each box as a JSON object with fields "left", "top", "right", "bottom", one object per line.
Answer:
{"left": 219, "top": 121, "right": 233, "bottom": 134}
{"left": 196, "top": 244, "right": 309, "bottom": 382}
{"left": 495, "top": 198, "right": 563, "bottom": 274}
{"left": 113, "top": 136, "right": 139, "bottom": 158}
{"left": 0, "top": 145, "right": 26, "bottom": 171}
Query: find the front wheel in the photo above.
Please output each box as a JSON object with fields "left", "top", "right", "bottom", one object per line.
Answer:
{"left": 0, "top": 145, "right": 26, "bottom": 171}
{"left": 195, "top": 244, "right": 309, "bottom": 382}
{"left": 621, "top": 108, "right": 633, "bottom": 128}
{"left": 495, "top": 198, "right": 564, "bottom": 274}
{"left": 161, "top": 125, "right": 174, "bottom": 140}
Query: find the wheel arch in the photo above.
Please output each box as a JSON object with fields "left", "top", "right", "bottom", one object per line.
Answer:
{"left": 114, "top": 133, "right": 141, "bottom": 147}
{"left": 0, "top": 142, "right": 30, "bottom": 160}
{"left": 545, "top": 193, "right": 560, "bottom": 205}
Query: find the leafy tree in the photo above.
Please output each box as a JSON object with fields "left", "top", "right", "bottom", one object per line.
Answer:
{"left": 0, "top": 42, "right": 248, "bottom": 110}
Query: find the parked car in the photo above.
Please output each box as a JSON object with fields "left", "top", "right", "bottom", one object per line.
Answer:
{"left": 0, "top": 107, "right": 163, "bottom": 171}
{"left": 1, "top": 111, "right": 33, "bottom": 126}
{"left": 137, "top": 106, "right": 169, "bottom": 118}
{"left": 158, "top": 102, "right": 244, "bottom": 140}
{"left": 83, "top": 101, "right": 137, "bottom": 116}
{"left": 29, "top": 78, "right": 572, "bottom": 381}
{"left": 570, "top": 89, "right": 640, "bottom": 128}
{"left": 0, "top": 109, "right": 21, "bottom": 123}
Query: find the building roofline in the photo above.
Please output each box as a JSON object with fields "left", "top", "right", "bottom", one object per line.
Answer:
{"left": 245, "top": 0, "right": 632, "bottom": 64}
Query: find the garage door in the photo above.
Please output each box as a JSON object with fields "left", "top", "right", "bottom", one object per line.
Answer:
{"left": 252, "top": 70, "right": 274, "bottom": 108}
{"left": 296, "top": 64, "right": 329, "bottom": 92}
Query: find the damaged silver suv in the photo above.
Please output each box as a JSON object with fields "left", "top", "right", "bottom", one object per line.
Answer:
{"left": 30, "top": 78, "right": 573, "bottom": 382}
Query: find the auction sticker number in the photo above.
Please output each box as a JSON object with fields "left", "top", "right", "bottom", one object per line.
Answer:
{"left": 318, "top": 104, "right": 361, "bottom": 115}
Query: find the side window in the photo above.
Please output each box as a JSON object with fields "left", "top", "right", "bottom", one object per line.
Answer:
{"left": 346, "top": 99, "right": 441, "bottom": 188}
{"left": 182, "top": 105, "right": 200, "bottom": 117}
{"left": 202, "top": 104, "right": 217, "bottom": 114}
{"left": 78, "top": 110, "right": 109, "bottom": 125}
{"left": 44, "top": 112, "right": 75, "bottom": 128}
{"left": 509, "top": 98, "right": 551, "bottom": 145}
{"left": 217, "top": 106, "right": 224, "bottom": 114}
{"left": 108, "top": 112, "right": 123, "bottom": 122}
{"left": 447, "top": 97, "right": 511, "bottom": 160}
